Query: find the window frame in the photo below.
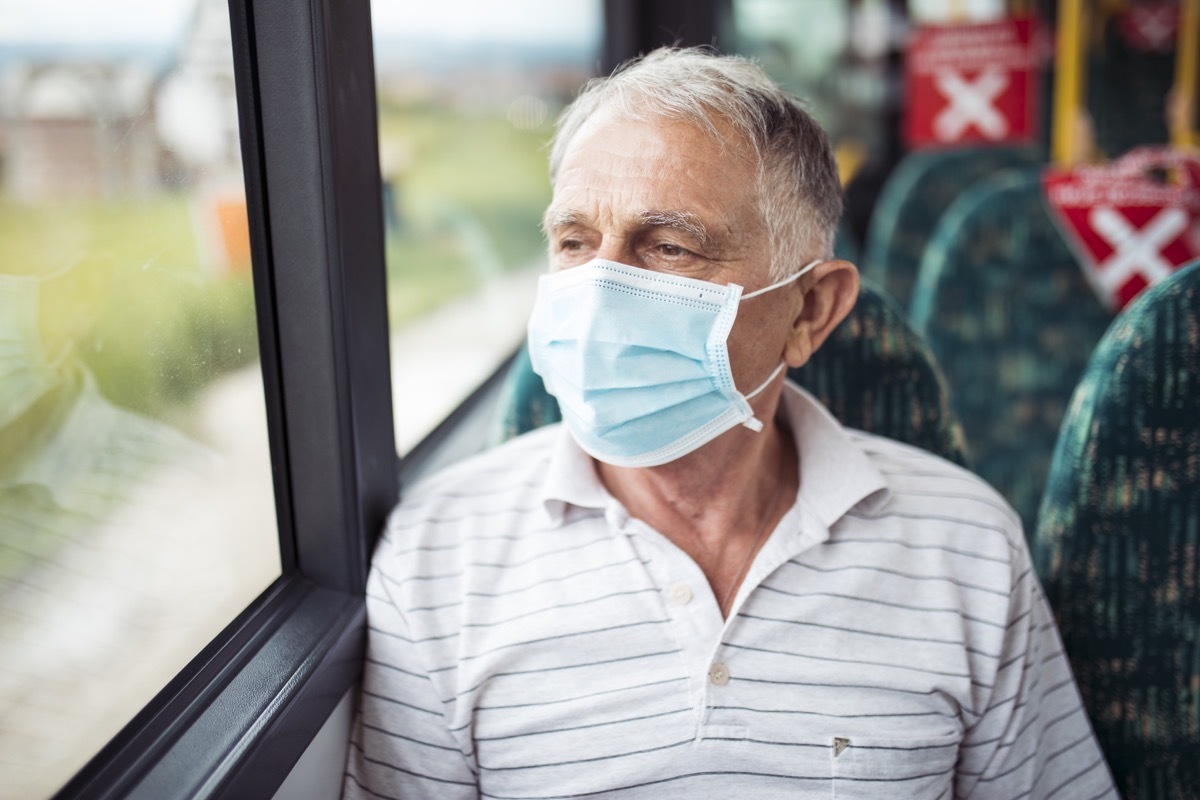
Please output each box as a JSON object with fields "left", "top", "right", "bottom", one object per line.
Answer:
{"left": 602, "top": 0, "right": 726, "bottom": 72}
{"left": 50, "top": 0, "right": 723, "bottom": 796}
{"left": 54, "top": 0, "right": 395, "bottom": 796}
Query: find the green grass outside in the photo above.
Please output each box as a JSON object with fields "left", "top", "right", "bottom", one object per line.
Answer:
{"left": 1, "top": 104, "right": 553, "bottom": 426}
{"left": 379, "top": 102, "right": 552, "bottom": 324}
{"left": 0, "top": 196, "right": 258, "bottom": 424}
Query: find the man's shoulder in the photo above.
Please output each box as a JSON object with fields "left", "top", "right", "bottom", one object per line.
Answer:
{"left": 842, "top": 427, "right": 1025, "bottom": 548}
{"left": 783, "top": 382, "right": 1020, "bottom": 544}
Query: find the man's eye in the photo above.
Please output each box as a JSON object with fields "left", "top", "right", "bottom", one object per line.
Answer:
{"left": 656, "top": 243, "right": 689, "bottom": 257}
{"left": 558, "top": 239, "right": 583, "bottom": 252}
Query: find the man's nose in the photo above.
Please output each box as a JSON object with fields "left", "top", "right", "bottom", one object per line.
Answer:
{"left": 594, "top": 238, "right": 637, "bottom": 267}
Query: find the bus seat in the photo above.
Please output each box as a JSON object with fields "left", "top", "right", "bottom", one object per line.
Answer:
{"left": 833, "top": 216, "right": 860, "bottom": 265}
{"left": 1032, "top": 258, "right": 1200, "bottom": 798}
{"left": 862, "top": 147, "right": 1042, "bottom": 313}
{"left": 910, "top": 168, "right": 1112, "bottom": 537}
{"left": 491, "top": 279, "right": 969, "bottom": 466}
{"left": 489, "top": 344, "right": 562, "bottom": 447}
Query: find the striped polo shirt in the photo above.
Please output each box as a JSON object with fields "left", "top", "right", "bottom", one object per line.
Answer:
{"left": 344, "top": 382, "right": 1116, "bottom": 800}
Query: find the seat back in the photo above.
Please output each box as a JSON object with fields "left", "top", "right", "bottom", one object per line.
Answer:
{"left": 862, "top": 147, "right": 1042, "bottom": 312}
{"left": 832, "top": 216, "right": 860, "bottom": 265}
{"left": 1033, "top": 259, "right": 1200, "bottom": 799}
{"left": 491, "top": 279, "right": 968, "bottom": 465}
{"left": 911, "top": 168, "right": 1112, "bottom": 535}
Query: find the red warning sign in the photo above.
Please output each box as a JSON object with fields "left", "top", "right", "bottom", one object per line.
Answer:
{"left": 905, "top": 17, "right": 1041, "bottom": 148}
{"left": 1043, "top": 147, "right": 1200, "bottom": 311}
{"left": 1115, "top": 3, "right": 1179, "bottom": 54}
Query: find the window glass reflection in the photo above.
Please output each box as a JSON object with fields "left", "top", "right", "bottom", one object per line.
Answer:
{"left": 726, "top": 0, "right": 907, "bottom": 250}
{"left": 370, "top": 0, "right": 602, "bottom": 453}
{"left": 0, "top": 1, "right": 280, "bottom": 796}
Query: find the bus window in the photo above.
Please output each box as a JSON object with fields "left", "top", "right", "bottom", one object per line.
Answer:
{"left": 725, "top": 0, "right": 851, "bottom": 143}
{"left": 724, "top": 0, "right": 900, "bottom": 248}
{"left": 0, "top": 0, "right": 280, "bottom": 795}
{"left": 909, "top": 0, "right": 1007, "bottom": 22}
{"left": 370, "top": 0, "right": 602, "bottom": 455}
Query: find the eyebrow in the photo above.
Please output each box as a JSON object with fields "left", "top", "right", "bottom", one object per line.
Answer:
{"left": 541, "top": 207, "right": 713, "bottom": 249}
{"left": 637, "top": 210, "right": 712, "bottom": 248}
{"left": 541, "top": 207, "right": 583, "bottom": 236}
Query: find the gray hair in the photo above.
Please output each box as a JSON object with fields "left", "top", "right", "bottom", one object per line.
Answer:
{"left": 549, "top": 47, "right": 843, "bottom": 279}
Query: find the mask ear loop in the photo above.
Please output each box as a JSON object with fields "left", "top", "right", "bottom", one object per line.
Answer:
{"left": 740, "top": 361, "right": 789, "bottom": 432}
{"left": 737, "top": 259, "right": 824, "bottom": 431}
{"left": 739, "top": 259, "right": 822, "bottom": 300}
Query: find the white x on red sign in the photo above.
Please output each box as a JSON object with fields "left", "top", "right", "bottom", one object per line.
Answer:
{"left": 1130, "top": 9, "right": 1174, "bottom": 49}
{"left": 1120, "top": 5, "right": 1178, "bottom": 53}
{"left": 1088, "top": 206, "right": 1188, "bottom": 293}
{"left": 932, "top": 68, "right": 1010, "bottom": 142}
{"left": 1043, "top": 146, "right": 1200, "bottom": 309}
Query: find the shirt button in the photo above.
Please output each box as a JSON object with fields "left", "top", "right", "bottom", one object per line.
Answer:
{"left": 709, "top": 662, "right": 730, "bottom": 686}
{"left": 668, "top": 583, "right": 693, "bottom": 605}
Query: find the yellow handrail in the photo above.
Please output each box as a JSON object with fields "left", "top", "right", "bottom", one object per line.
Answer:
{"left": 1172, "top": 0, "right": 1199, "bottom": 148}
{"left": 1052, "top": 0, "right": 1088, "bottom": 166}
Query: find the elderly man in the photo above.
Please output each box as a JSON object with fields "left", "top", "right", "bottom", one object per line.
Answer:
{"left": 344, "top": 48, "right": 1115, "bottom": 799}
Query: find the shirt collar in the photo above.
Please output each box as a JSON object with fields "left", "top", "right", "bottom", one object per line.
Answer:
{"left": 781, "top": 381, "right": 890, "bottom": 528}
{"left": 539, "top": 379, "right": 890, "bottom": 530}
{"left": 540, "top": 422, "right": 610, "bottom": 525}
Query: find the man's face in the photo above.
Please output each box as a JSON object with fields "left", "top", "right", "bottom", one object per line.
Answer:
{"left": 543, "top": 107, "right": 801, "bottom": 395}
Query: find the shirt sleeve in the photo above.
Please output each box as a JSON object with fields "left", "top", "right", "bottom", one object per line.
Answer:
{"left": 343, "top": 563, "right": 479, "bottom": 800}
{"left": 956, "top": 542, "right": 1117, "bottom": 800}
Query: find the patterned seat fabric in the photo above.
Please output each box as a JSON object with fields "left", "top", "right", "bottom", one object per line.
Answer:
{"left": 910, "top": 168, "right": 1112, "bottom": 536}
{"left": 862, "top": 147, "right": 1042, "bottom": 313}
{"left": 1033, "top": 259, "right": 1200, "bottom": 799}
{"left": 833, "top": 217, "right": 860, "bottom": 265}
{"left": 490, "top": 279, "right": 969, "bottom": 466}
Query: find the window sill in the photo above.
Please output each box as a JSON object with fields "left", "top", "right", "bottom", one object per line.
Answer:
{"left": 57, "top": 574, "right": 364, "bottom": 800}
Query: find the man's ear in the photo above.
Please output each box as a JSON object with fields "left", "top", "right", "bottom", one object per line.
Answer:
{"left": 784, "top": 260, "right": 859, "bottom": 368}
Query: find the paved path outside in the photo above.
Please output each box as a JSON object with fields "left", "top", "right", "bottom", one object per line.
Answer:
{"left": 390, "top": 267, "right": 540, "bottom": 453}
{"left": 0, "top": 267, "right": 540, "bottom": 798}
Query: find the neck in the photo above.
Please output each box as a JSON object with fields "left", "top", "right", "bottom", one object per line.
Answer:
{"left": 595, "top": 387, "right": 798, "bottom": 616}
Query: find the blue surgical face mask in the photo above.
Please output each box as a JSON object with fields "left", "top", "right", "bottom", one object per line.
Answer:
{"left": 526, "top": 258, "right": 821, "bottom": 467}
